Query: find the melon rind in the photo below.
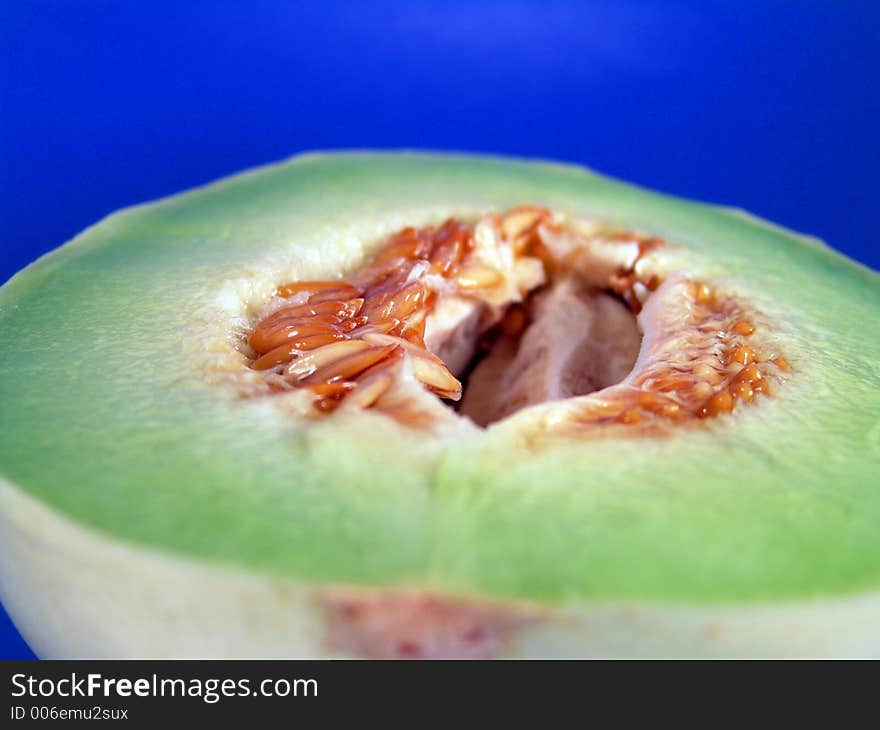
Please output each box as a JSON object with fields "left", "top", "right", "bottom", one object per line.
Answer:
{"left": 1, "top": 152, "right": 878, "bottom": 656}
{"left": 3, "top": 474, "right": 879, "bottom": 658}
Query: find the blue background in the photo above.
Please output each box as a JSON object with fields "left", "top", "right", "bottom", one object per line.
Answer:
{"left": 1, "top": 1, "right": 877, "bottom": 659}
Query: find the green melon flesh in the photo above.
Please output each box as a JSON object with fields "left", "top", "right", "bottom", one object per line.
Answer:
{"left": 1, "top": 151, "right": 878, "bottom": 622}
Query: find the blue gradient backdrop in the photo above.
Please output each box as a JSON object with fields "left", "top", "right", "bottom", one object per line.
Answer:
{"left": 1, "top": 1, "right": 877, "bottom": 659}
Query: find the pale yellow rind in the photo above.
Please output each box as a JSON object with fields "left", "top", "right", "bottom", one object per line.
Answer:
{"left": 2, "top": 476, "right": 877, "bottom": 659}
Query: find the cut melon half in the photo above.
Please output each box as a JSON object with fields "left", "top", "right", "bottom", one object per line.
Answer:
{"left": 1, "top": 152, "right": 878, "bottom": 657}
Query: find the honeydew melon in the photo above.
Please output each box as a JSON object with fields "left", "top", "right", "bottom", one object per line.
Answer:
{"left": 1, "top": 152, "right": 878, "bottom": 657}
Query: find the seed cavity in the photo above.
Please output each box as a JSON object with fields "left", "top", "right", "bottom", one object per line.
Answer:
{"left": 244, "top": 206, "right": 789, "bottom": 434}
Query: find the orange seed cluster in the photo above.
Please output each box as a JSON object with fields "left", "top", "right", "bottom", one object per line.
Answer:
{"left": 246, "top": 209, "right": 787, "bottom": 431}
{"left": 562, "top": 281, "right": 788, "bottom": 433}
{"left": 247, "top": 218, "right": 479, "bottom": 412}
